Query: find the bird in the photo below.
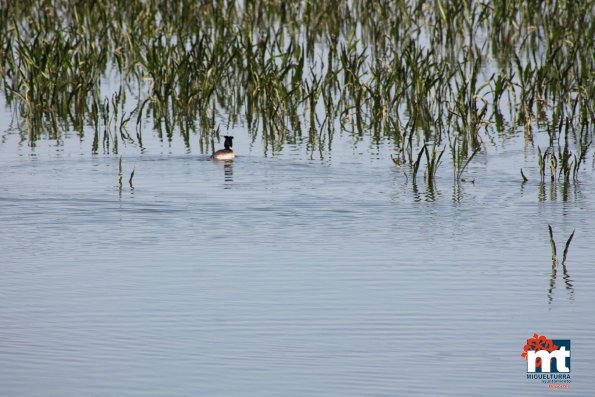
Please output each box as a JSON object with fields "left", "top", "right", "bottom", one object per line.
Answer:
{"left": 211, "top": 136, "right": 235, "bottom": 160}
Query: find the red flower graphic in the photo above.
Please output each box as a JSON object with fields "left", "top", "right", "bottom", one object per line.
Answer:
{"left": 521, "top": 333, "right": 559, "bottom": 368}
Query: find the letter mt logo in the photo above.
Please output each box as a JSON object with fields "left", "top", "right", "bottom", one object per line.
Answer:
{"left": 522, "top": 333, "right": 570, "bottom": 373}
{"left": 522, "top": 333, "right": 571, "bottom": 388}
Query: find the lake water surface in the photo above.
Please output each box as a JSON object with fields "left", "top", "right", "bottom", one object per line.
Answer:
{"left": 1, "top": 105, "right": 595, "bottom": 396}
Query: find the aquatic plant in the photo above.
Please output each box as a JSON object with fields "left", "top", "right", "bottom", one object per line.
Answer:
{"left": 547, "top": 225, "right": 575, "bottom": 304}
{"left": 0, "top": 0, "right": 591, "bottom": 172}
{"left": 548, "top": 225, "right": 575, "bottom": 267}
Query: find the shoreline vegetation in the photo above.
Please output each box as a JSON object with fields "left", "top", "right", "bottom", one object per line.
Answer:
{"left": 0, "top": 1, "right": 592, "bottom": 180}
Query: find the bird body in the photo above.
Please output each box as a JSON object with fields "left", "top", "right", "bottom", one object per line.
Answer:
{"left": 211, "top": 136, "right": 235, "bottom": 160}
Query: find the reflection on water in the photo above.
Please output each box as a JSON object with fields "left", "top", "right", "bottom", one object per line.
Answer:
{"left": 537, "top": 180, "right": 584, "bottom": 203}
{"left": 548, "top": 259, "right": 575, "bottom": 306}
{"left": 451, "top": 181, "right": 467, "bottom": 204}
{"left": 224, "top": 161, "right": 234, "bottom": 188}
{"left": 411, "top": 180, "right": 440, "bottom": 202}
{"left": 406, "top": 174, "right": 478, "bottom": 204}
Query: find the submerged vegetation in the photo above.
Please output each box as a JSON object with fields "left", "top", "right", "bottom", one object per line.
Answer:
{"left": 0, "top": 0, "right": 593, "bottom": 181}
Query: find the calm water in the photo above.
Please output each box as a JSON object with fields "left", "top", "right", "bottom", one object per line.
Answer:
{"left": 1, "top": 116, "right": 595, "bottom": 396}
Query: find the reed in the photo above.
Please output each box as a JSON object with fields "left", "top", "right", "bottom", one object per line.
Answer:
{"left": 547, "top": 225, "right": 576, "bottom": 304}
{"left": 548, "top": 225, "right": 576, "bottom": 266}
{"left": 0, "top": 0, "right": 591, "bottom": 174}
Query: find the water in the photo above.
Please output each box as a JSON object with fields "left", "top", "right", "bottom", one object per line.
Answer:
{"left": 1, "top": 119, "right": 595, "bottom": 396}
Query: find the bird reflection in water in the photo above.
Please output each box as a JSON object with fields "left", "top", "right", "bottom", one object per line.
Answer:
{"left": 223, "top": 161, "right": 233, "bottom": 189}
